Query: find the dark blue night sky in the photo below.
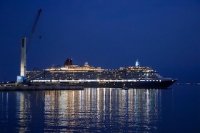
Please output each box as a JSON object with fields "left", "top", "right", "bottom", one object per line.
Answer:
{"left": 0, "top": 0, "right": 200, "bottom": 82}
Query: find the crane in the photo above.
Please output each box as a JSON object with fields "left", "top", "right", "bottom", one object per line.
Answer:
{"left": 17, "top": 9, "right": 42, "bottom": 83}
{"left": 29, "top": 8, "right": 42, "bottom": 45}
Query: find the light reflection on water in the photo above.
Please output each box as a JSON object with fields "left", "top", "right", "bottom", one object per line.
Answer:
{"left": 0, "top": 88, "right": 162, "bottom": 132}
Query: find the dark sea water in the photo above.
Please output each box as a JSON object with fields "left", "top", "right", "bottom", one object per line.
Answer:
{"left": 0, "top": 85, "right": 200, "bottom": 133}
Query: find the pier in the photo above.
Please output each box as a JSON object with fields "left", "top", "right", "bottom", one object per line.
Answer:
{"left": 0, "top": 83, "right": 84, "bottom": 91}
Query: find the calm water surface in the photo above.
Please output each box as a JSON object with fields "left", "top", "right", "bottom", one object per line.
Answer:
{"left": 0, "top": 85, "right": 200, "bottom": 133}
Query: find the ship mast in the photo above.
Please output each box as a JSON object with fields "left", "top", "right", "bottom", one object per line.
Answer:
{"left": 135, "top": 59, "right": 140, "bottom": 67}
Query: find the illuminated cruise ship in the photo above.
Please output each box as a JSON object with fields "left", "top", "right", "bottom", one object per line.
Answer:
{"left": 27, "top": 58, "right": 176, "bottom": 88}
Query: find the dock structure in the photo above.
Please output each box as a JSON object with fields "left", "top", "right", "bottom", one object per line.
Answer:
{"left": 0, "top": 83, "right": 84, "bottom": 91}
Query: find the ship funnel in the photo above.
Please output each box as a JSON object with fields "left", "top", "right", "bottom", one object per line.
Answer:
{"left": 64, "top": 58, "right": 73, "bottom": 66}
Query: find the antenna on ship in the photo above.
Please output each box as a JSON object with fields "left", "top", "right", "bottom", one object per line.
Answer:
{"left": 135, "top": 59, "right": 140, "bottom": 67}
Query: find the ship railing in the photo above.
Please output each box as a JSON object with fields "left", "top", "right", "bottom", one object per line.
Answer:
{"left": 31, "top": 79, "right": 163, "bottom": 83}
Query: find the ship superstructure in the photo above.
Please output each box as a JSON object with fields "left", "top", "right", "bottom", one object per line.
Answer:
{"left": 26, "top": 58, "right": 176, "bottom": 88}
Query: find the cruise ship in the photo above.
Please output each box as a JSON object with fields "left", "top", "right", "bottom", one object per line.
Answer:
{"left": 26, "top": 58, "right": 176, "bottom": 88}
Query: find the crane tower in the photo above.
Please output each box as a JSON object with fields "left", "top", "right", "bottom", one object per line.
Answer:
{"left": 17, "top": 9, "right": 42, "bottom": 83}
